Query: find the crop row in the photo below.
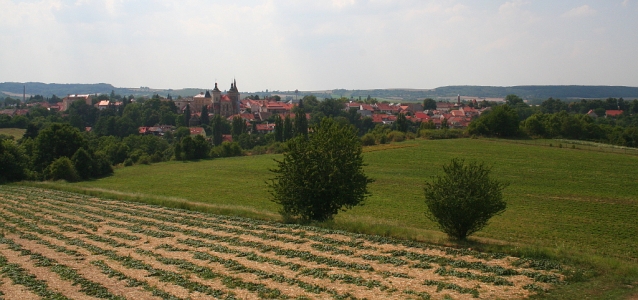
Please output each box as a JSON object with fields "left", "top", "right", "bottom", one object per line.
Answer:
{"left": 0, "top": 203, "right": 366, "bottom": 299}
{"left": 6, "top": 188, "right": 554, "bottom": 288}
{"left": 0, "top": 234, "right": 123, "bottom": 299}
{"left": 0, "top": 252, "right": 68, "bottom": 300}
{"left": 1, "top": 186, "right": 564, "bottom": 299}
{"left": 2, "top": 206, "right": 384, "bottom": 299}
{"left": 0, "top": 209, "right": 233, "bottom": 299}
{"left": 6, "top": 190, "right": 525, "bottom": 283}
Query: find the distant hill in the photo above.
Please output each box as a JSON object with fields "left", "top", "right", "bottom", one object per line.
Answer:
{"left": 2, "top": 82, "right": 637, "bottom": 102}
{"left": 429, "top": 85, "right": 638, "bottom": 100}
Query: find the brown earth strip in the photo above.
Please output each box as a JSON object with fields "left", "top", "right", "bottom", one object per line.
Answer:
{"left": 0, "top": 243, "right": 101, "bottom": 300}
{"left": 0, "top": 279, "right": 40, "bottom": 300}
{"left": 3, "top": 197, "right": 536, "bottom": 299}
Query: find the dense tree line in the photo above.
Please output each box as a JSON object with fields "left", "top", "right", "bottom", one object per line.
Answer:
{"left": 3, "top": 90, "right": 637, "bottom": 184}
{"left": 468, "top": 95, "right": 638, "bottom": 147}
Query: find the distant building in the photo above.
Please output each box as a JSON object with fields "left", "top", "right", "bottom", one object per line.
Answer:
{"left": 61, "top": 94, "right": 93, "bottom": 111}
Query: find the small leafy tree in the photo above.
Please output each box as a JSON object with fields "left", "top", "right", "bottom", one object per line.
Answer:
{"left": 424, "top": 158, "right": 508, "bottom": 240}
{"left": 44, "top": 157, "right": 80, "bottom": 182}
{"left": 268, "top": 118, "right": 373, "bottom": 223}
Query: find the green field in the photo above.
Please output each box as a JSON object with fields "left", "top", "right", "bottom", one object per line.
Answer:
{"left": 0, "top": 128, "right": 25, "bottom": 140}
{"left": 30, "top": 138, "right": 638, "bottom": 298}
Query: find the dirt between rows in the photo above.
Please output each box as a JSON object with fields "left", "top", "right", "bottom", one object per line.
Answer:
{"left": 0, "top": 189, "right": 560, "bottom": 299}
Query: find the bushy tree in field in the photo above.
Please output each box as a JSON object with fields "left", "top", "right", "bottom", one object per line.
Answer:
{"left": 44, "top": 156, "right": 80, "bottom": 182}
{"left": 424, "top": 158, "right": 508, "bottom": 240}
{"left": 268, "top": 118, "right": 374, "bottom": 223}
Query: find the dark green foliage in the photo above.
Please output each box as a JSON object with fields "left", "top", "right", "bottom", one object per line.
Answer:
{"left": 0, "top": 139, "right": 29, "bottom": 183}
{"left": 179, "top": 135, "right": 210, "bottom": 160}
{"left": 71, "top": 148, "right": 94, "bottom": 180}
{"left": 274, "top": 115, "right": 284, "bottom": 142}
{"left": 184, "top": 104, "right": 191, "bottom": 127}
{"left": 231, "top": 116, "right": 246, "bottom": 138}
{"left": 424, "top": 158, "right": 507, "bottom": 240}
{"left": 268, "top": 118, "right": 373, "bottom": 223}
{"left": 200, "top": 105, "right": 210, "bottom": 126}
{"left": 395, "top": 113, "right": 408, "bottom": 133}
{"left": 44, "top": 156, "right": 80, "bottom": 182}
{"left": 423, "top": 98, "right": 437, "bottom": 110}
{"left": 212, "top": 114, "right": 223, "bottom": 146}
{"left": 361, "top": 133, "right": 376, "bottom": 146}
{"left": 467, "top": 105, "right": 520, "bottom": 137}
{"left": 294, "top": 100, "right": 308, "bottom": 137}
{"left": 66, "top": 100, "right": 98, "bottom": 130}
{"left": 23, "top": 122, "right": 40, "bottom": 140}
{"left": 318, "top": 98, "right": 345, "bottom": 118}
{"left": 174, "top": 126, "right": 190, "bottom": 141}
{"left": 33, "top": 123, "right": 87, "bottom": 172}
{"left": 211, "top": 142, "right": 243, "bottom": 158}
{"left": 505, "top": 94, "right": 524, "bottom": 106}
{"left": 283, "top": 115, "right": 293, "bottom": 141}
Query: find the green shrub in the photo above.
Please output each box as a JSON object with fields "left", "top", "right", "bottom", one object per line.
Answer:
{"left": 361, "top": 133, "right": 376, "bottom": 146}
{"left": 44, "top": 157, "right": 80, "bottom": 182}
{"left": 211, "top": 142, "right": 243, "bottom": 158}
{"left": 387, "top": 131, "right": 406, "bottom": 142}
{"left": 424, "top": 158, "right": 508, "bottom": 240}
{"left": 420, "top": 129, "right": 466, "bottom": 140}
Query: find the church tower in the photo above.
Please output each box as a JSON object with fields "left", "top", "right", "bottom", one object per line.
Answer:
{"left": 212, "top": 82, "right": 221, "bottom": 115}
{"left": 228, "top": 79, "right": 240, "bottom": 115}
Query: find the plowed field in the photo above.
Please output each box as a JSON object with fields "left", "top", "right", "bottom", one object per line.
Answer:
{"left": 0, "top": 186, "right": 563, "bottom": 299}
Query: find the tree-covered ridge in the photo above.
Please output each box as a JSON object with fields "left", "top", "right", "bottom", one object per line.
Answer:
{"left": 4, "top": 82, "right": 638, "bottom": 100}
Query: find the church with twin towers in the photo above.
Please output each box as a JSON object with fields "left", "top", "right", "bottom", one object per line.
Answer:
{"left": 190, "top": 79, "right": 241, "bottom": 118}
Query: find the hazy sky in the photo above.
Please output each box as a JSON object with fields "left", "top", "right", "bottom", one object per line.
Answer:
{"left": 1, "top": 0, "right": 637, "bottom": 92}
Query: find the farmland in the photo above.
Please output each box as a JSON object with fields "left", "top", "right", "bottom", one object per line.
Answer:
{"left": 10, "top": 138, "right": 638, "bottom": 298}
{"left": 45, "top": 138, "right": 638, "bottom": 262}
{"left": 0, "top": 186, "right": 564, "bottom": 299}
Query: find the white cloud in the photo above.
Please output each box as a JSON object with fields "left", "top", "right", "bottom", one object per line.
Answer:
{"left": 622, "top": 0, "right": 629, "bottom": 7}
{"left": 1, "top": 1, "right": 637, "bottom": 90}
{"left": 562, "top": 5, "right": 597, "bottom": 18}
{"left": 498, "top": 0, "right": 527, "bottom": 15}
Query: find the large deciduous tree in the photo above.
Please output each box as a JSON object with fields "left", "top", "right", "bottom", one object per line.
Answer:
{"left": 268, "top": 118, "right": 374, "bottom": 223}
{"left": 424, "top": 158, "right": 508, "bottom": 240}
{"left": 467, "top": 105, "right": 520, "bottom": 137}
{"left": 33, "top": 123, "right": 87, "bottom": 173}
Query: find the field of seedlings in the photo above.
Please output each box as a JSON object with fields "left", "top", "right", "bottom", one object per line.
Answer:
{"left": 0, "top": 186, "right": 564, "bottom": 299}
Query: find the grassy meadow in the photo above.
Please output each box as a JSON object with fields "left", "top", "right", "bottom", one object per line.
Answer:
{"left": 0, "top": 128, "right": 25, "bottom": 139}
{"left": 29, "top": 138, "right": 638, "bottom": 298}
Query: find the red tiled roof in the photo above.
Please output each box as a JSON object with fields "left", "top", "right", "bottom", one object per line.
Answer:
{"left": 361, "top": 104, "right": 375, "bottom": 111}
{"left": 606, "top": 110, "right": 623, "bottom": 117}
{"left": 189, "top": 127, "right": 205, "bottom": 135}
{"left": 451, "top": 110, "right": 465, "bottom": 117}
{"left": 255, "top": 123, "right": 276, "bottom": 132}
{"left": 414, "top": 112, "right": 430, "bottom": 120}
